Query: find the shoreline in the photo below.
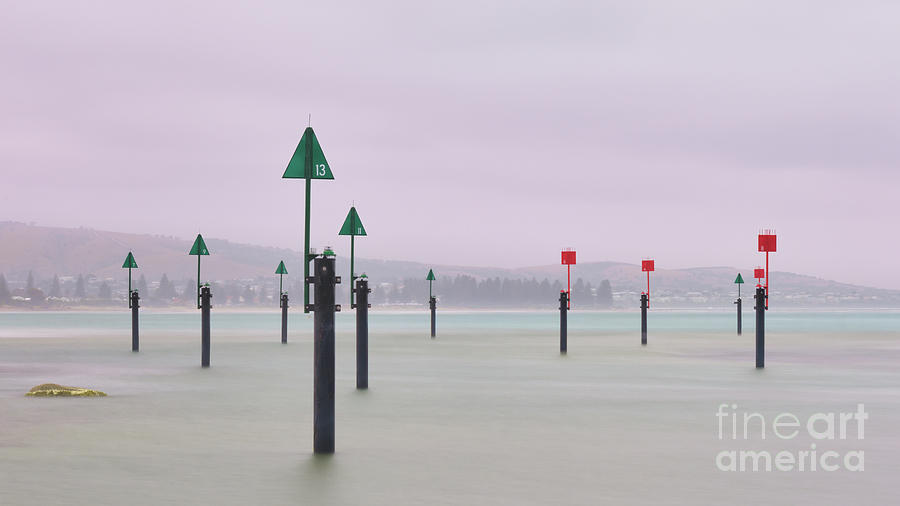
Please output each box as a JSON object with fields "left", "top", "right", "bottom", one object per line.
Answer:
{"left": 4, "top": 306, "right": 900, "bottom": 314}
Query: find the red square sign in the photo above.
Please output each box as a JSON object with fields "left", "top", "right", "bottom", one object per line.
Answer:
{"left": 561, "top": 250, "right": 576, "bottom": 265}
{"left": 754, "top": 268, "right": 765, "bottom": 279}
{"left": 642, "top": 260, "right": 655, "bottom": 272}
{"left": 758, "top": 234, "right": 777, "bottom": 252}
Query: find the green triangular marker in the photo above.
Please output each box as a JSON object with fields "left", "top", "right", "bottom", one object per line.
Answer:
{"left": 122, "top": 252, "right": 138, "bottom": 269}
{"left": 734, "top": 273, "right": 744, "bottom": 284}
{"left": 282, "top": 127, "right": 333, "bottom": 180}
{"left": 189, "top": 234, "right": 209, "bottom": 309}
{"left": 339, "top": 206, "right": 367, "bottom": 307}
{"left": 426, "top": 269, "right": 435, "bottom": 281}
{"left": 189, "top": 234, "right": 209, "bottom": 256}
{"left": 281, "top": 125, "right": 335, "bottom": 313}
{"left": 338, "top": 207, "right": 367, "bottom": 236}
{"left": 276, "top": 260, "right": 288, "bottom": 297}
{"left": 122, "top": 251, "right": 138, "bottom": 306}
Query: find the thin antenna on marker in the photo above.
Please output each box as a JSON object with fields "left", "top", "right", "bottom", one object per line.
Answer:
{"left": 308, "top": 114, "right": 311, "bottom": 127}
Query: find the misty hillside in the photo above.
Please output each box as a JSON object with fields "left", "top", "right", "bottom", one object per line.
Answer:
{"left": 2, "top": 222, "right": 899, "bottom": 307}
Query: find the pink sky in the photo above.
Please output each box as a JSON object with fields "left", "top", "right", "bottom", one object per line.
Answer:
{"left": 2, "top": 1, "right": 899, "bottom": 288}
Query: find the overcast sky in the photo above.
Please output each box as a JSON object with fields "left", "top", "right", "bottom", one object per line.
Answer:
{"left": 2, "top": 1, "right": 899, "bottom": 288}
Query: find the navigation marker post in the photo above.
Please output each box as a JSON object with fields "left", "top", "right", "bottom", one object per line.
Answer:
{"left": 201, "top": 284, "right": 212, "bottom": 367}
{"left": 753, "top": 267, "right": 765, "bottom": 360}
{"left": 427, "top": 269, "right": 436, "bottom": 338}
{"left": 338, "top": 206, "right": 367, "bottom": 307}
{"left": 354, "top": 274, "right": 370, "bottom": 389}
{"left": 560, "top": 249, "right": 576, "bottom": 353}
{"left": 189, "top": 235, "right": 212, "bottom": 367}
{"left": 756, "top": 231, "right": 777, "bottom": 368}
{"left": 561, "top": 249, "right": 576, "bottom": 309}
{"left": 339, "top": 205, "right": 371, "bottom": 388}
{"left": 282, "top": 126, "right": 334, "bottom": 314}
{"left": 276, "top": 261, "right": 289, "bottom": 344}
{"left": 189, "top": 234, "right": 209, "bottom": 309}
{"left": 310, "top": 247, "right": 341, "bottom": 454}
{"left": 758, "top": 231, "right": 777, "bottom": 310}
{"left": 559, "top": 290, "right": 568, "bottom": 354}
{"left": 122, "top": 252, "right": 139, "bottom": 352}
{"left": 641, "top": 259, "right": 654, "bottom": 346}
{"left": 733, "top": 273, "right": 744, "bottom": 335}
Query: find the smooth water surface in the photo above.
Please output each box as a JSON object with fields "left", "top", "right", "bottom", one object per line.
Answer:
{"left": 1, "top": 310, "right": 898, "bottom": 505}
{"left": 3, "top": 309, "right": 900, "bottom": 335}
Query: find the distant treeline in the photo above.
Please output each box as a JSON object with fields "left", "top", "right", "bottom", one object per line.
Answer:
{"left": 370, "top": 275, "right": 613, "bottom": 308}
{"left": 0, "top": 272, "right": 612, "bottom": 309}
{"left": 0, "top": 272, "right": 199, "bottom": 307}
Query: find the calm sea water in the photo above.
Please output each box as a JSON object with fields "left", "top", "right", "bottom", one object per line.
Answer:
{"left": 3, "top": 308, "right": 900, "bottom": 335}
{"left": 1, "top": 310, "right": 898, "bottom": 505}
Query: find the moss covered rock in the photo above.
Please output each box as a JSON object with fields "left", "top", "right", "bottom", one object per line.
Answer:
{"left": 26, "top": 383, "right": 107, "bottom": 397}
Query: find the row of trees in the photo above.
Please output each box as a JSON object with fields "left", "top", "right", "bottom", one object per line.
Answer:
{"left": 0, "top": 271, "right": 282, "bottom": 307}
{"left": 0, "top": 272, "right": 112, "bottom": 304}
{"left": 372, "top": 275, "right": 613, "bottom": 308}
{"left": 0, "top": 272, "right": 614, "bottom": 308}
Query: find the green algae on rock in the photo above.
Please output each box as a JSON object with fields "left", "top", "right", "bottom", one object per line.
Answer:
{"left": 25, "top": 383, "right": 107, "bottom": 397}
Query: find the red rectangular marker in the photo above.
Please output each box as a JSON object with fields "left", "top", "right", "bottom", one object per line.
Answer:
{"left": 758, "top": 234, "right": 777, "bottom": 252}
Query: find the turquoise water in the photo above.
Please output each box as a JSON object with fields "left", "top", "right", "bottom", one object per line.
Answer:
{"left": 1, "top": 310, "right": 898, "bottom": 505}
{"left": 3, "top": 309, "right": 900, "bottom": 335}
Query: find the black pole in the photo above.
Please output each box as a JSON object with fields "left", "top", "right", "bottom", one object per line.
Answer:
{"left": 355, "top": 278, "right": 370, "bottom": 390}
{"left": 201, "top": 285, "right": 211, "bottom": 368}
{"left": 755, "top": 287, "right": 765, "bottom": 368}
{"left": 734, "top": 297, "right": 742, "bottom": 335}
{"left": 280, "top": 293, "right": 289, "bottom": 344}
{"left": 640, "top": 293, "right": 648, "bottom": 345}
{"left": 311, "top": 255, "right": 339, "bottom": 454}
{"left": 429, "top": 296, "right": 436, "bottom": 338}
{"left": 559, "top": 291, "right": 568, "bottom": 353}
{"left": 131, "top": 290, "right": 140, "bottom": 352}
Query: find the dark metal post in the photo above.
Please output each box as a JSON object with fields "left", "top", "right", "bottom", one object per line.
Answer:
{"left": 429, "top": 296, "right": 437, "bottom": 338}
{"left": 311, "top": 255, "right": 339, "bottom": 454}
{"left": 734, "top": 297, "right": 742, "bottom": 335}
{"left": 201, "top": 285, "right": 211, "bottom": 368}
{"left": 303, "top": 177, "right": 312, "bottom": 313}
{"left": 131, "top": 290, "right": 140, "bottom": 352}
{"left": 280, "top": 293, "right": 289, "bottom": 344}
{"left": 755, "top": 287, "right": 765, "bottom": 368}
{"left": 640, "top": 293, "right": 648, "bottom": 346}
{"left": 355, "top": 278, "right": 370, "bottom": 389}
{"left": 559, "top": 291, "right": 568, "bottom": 353}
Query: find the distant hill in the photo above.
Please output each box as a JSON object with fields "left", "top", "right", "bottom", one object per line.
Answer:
{"left": 2, "top": 222, "right": 899, "bottom": 307}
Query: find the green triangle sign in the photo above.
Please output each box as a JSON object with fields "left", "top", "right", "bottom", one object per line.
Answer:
{"left": 282, "top": 127, "right": 334, "bottom": 180}
{"left": 426, "top": 269, "right": 435, "bottom": 281}
{"left": 275, "top": 260, "right": 288, "bottom": 275}
{"left": 122, "top": 251, "right": 138, "bottom": 269}
{"left": 338, "top": 206, "right": 367, "bottom": 236}
{"left": 734, "top": 273, "right": 744, "bottom": 284}
{"left": 189, "top": 234, "right": 209, "bottom": 255}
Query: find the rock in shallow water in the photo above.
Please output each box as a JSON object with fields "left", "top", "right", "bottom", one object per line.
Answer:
{"left": 25, "top": 383, "right": 107, "bottom": 397}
